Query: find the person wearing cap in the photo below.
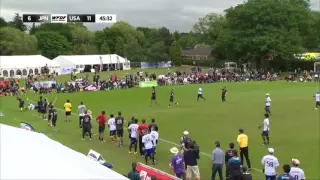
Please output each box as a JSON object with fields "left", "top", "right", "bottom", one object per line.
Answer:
{"left": 127, "top": 162, "right": 141, "bottom": 180}
{"left": 169, "top": 147, "right": 185, "bottom": 179}
{"left": 265, "top": 93, "right": 272, "bottom": 116}
{"left": 237, "top": 129, "right": 251, "bottom": 169}
{"left": 225, "top": 143, "right": 237, "bottom": 179}
{"left": 277, "top": 165, "right": 294, "bottom": 180}
{"left": 314, "top": 91, "right": 320, "bottom": 110}
{"left": 289, "top": 159, "right": 305, "bottom": 180}
{"left": 181, "top": 131, "right": 192, "bottom": 154}
{"left": 211, "top": 141, "right": 224, "bottom": 180}
{"left": 241, "top": 166, "right": 252, "bottom": 180}
{"left": 261, "top": 148, "right": 279, "bottom": 180}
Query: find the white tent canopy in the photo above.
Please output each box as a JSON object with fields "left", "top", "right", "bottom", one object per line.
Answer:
{"left": 0, "top": 123, "right": 128, "bottom": 180}
{"left": 53, "top": 54, "right": 131, "bottom": 74}
{"left": 0, "top": 55, "right": 60, "bottom": 78}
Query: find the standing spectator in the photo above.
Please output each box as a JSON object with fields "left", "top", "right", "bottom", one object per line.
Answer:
{"left": 64, "top": 99, "right": 72, "bottom": 122}
{"left": 96, "top": 110, "right": 106, "bottom": 142}
{"left": 240, "top": 166, "right": 252, "bottom": 180}
{"left": 184, "top": 142, "right": 200, "bottom": 180}
{"left": 225, "top": 143, "right": 237, "bottom": 180}
{"left": 227, "top": 151, "right": 241, "bottom": 180}
{"left": 78, "top": 102, "right": 86, "bottom": 128}
{"left": 82, "top": 111, "right": 92, "bottom": 140}
{"left": 148, "top": 118, "right": 158, "bottom": 132}
{"left": 127, "top": 162, "right": 141, "bottom": 180}
{"left": 261, "top": 148, "right": 279, "bottom": 180}
{"left": 277, "top": 164, "right": 294, "bottom": 180}
{"left": 169, "top": 147, "right": 185, "bottom": 179}
{"left": 211, "top": 141, "right": 224, "bottom": 180}
{"left": 237, "top": 129, "right": 251, "bottom": 169}
{"left": 137, "top": 119, "right": 149, "bottom": 156}
{"left": 290, "top": 159, "right": 305, "bottom": 180}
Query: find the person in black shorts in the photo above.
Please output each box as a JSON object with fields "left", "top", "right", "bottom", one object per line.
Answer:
{"left": 37, "top": 96, "right": 43, "bottom": 116}
{"left": 48, "top": 102, "right": 54, "bottom": 126}
{"left": 116, "top": 111, "right": 125, "bottom": 147}
{"left": 150, "top": 86, "right": 159, "bottom": 106}
{"left": 51, "top": 108, "right": 58, "bottom": 132}
{"left": 17, "top": 97, "right": 25, "bottom": 111}
{"left": 82, "top": 111, "right": 92, "bottom": 140}
{"left": 168, "top": 88, "right": 178, "bottom": 107}
{"left": 42, "top": 99, "right": 48, "bottom": 120}
{"left": 222, "top": 86, "right": 227, "bottom": 102}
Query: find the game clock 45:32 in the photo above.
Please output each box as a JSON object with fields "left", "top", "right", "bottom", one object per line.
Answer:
{"left": 99, "top": 15, "right": 113, "bottom": 21}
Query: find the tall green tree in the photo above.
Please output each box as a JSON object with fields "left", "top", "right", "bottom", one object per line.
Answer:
{"left": 10, "top": 13, "right": 27, "bottom": 31}
{"left": 0, "top": 17, "right": 7, "bottom": 28}
{"left": 35, "top": 31, "right": 72, "bottom": 59}
{"left": 31, "top": 23, "right": 73, "bottom": 42}
{"left": 169, "top": 41, "right": 182, "bottom": 66}
{"left": 115, "top": 37, "right": 125, "bottom": 56}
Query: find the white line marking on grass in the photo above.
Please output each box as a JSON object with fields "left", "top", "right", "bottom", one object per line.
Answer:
{"left": 27, "top": 99, "right": 262, "bottom": 173}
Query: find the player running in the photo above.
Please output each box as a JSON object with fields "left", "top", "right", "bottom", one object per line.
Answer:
{"left": 50, "top": 108, "right": 58, "bottom": 132}
{"left": 108, "top": 114, "right": 116, "bottom": 142}
{"left": 261, "top": 148, "right": 279, "bottom": 180}
{"left": 150, "top": 86, "right": 159, "bottom": 106}
{"left": 197, "top": 88, "right": 206, "bottom": 102}
{"left": 128, "top": 119, "right": 139, "bottom": 154}
{"left": 17, "top": 97, "right": 25, "bottom": 111}
{"left": 168, "top": 88, "right": 178, "bottom": 107}
{"left": 221, "top": 86, "right": 227, "bottom": 102}
{"left": 42, "top": 99, "right": 48, "bottom": 120}
{"left": 28, "top": 103, "right": 35, "bottom": 110}
{"left": 314, "top": 91, "right": 320, "bottom": 110}
{"left": 142, "top": 131, "right": 156, "bottom": 165}
{"left": 265, "top": 93, "right": 272, "bottom": 116}
{"left": 290, "top": 159, "right": 306, "bottom": 180}
{"left": 259, "top": 114, "right": 270, "bottom": 145}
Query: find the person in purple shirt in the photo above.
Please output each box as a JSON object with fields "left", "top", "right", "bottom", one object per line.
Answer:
{"left": 169, "top": 147, "right": 185, "bottom": 179}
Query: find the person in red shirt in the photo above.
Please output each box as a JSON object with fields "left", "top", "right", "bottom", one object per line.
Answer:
{"left": 96, "top": 111, "right": 107, "bottom": 142}
{"left": 138, "top": 119, "right": 149, "bottom": 156}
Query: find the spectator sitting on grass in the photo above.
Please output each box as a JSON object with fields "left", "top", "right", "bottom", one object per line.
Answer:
{"left": 127, "top": 162, "right": 141, "bottom": 180}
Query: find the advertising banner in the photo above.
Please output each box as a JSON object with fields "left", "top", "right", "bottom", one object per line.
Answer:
{"left": 140, "top": 61, "right": 172, "bottom": 69}
{"left": 33, "top": 81, "right": 56, "bottom": 88}
{"left": 137, "top": 163, "right": 180, "bottom": 180}
{"left": 60, "top": 66, "right": 73, "bottom": 75}
{"left": 139, "top": 80, "right": 158, "bottom": 88}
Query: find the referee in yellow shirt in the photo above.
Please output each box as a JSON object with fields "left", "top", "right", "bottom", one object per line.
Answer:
{"left": 237, "top": 128, "right": 251, "bottom": 169}
{"left": 64, "top": 100, "right": 72, "bottom": 122}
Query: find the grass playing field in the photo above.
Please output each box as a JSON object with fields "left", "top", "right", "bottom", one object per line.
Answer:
{"left": 0, "top": 71, "right": 319, "bottom": 179}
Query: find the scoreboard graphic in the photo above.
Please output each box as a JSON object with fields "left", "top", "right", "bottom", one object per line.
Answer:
{"left": 22, "top": 14, "right": 116, "bottom": 23}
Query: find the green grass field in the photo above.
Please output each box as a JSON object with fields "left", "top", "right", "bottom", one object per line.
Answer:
{"left": 1, "top": 75, "right": 319, "bottom": 179}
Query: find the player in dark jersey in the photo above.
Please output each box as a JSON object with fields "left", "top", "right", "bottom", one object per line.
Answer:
{"left": 115, "top": 111, "right": 125, "bottom": 147}
{"left": 47, "top": 102, "right": 54, "bottom": 126}
{"left": 37, "top": 96, "right": 43, "bottom": 116}
{"left": 17, "top": 97, "right": 25, "bottom": 111}
{"left": 148, "top": 119, "right": 158, "bottom": 132}
{"left": 42, "top": 99, "right": 48, "bottom": 120}
{"left": 225, "top": 142, "right": 237, "bottom": 180}
{"left": 82, "top": 111, "right": 92, "bottom": 140}
{"left": 222, "top": 86, "right": 227, "bottom": 102}
{"left": 168, "top": 88, "right": 178, "bottom": 107}
{"left": 51, "top": 108, "right": 58, "bottom": 132}
{"left": 150, "top": 86, "right": 159, "bottom": 106}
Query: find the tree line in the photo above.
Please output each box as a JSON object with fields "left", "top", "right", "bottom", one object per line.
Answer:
{"left": 0, "top": 0, "right": 319, "bottom": 67}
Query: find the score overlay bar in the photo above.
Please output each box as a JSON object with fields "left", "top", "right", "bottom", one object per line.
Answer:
{"left": 67, "top": 14, "right": 95, "bottom": 23}
{"left": 22, "top": 14, "right": 51, "bottom": 23}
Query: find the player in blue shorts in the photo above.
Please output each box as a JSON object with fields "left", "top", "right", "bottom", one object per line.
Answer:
{"left": 197, "top": 88, "right": 206, "bottom": 101}
{"left": 142, "top": 131, "right": 155, "bottom": 165}
{"left": 128, "top": 119, "right": 139, "bottom": 154}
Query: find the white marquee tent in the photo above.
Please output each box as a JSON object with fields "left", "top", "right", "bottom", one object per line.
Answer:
{"left": 0, "top": 55, "right": 60, "bottom": 78}
{"left": 0, "top": 123, "right": 129, "bottom": 180}
{"left": 53, "top": 54, "right": 131, "bottom": 74}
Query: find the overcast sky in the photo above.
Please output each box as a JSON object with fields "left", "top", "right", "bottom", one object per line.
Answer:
{"left": 1, "top": 0, "right": 319, "bottom": 32}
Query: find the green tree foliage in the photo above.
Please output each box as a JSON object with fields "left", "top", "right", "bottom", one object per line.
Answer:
{"left": 35, "top": 31, "right": 72, "bottom": 59}
{"left": 31, "top": 23, "right": 73, "bottom": 42}
{"left": 0, "top": 27, "right": 38, "bottom": 55}
{"left": 9, "top": 13, "right": 27, "bottom": 31}
{"left": 169, "top": 41, "right": 182, "bottom": 66}
{"left": 0, "top": 17, "right": 7, "bottom": 28}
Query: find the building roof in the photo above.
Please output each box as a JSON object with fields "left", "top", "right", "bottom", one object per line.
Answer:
{"left": 0, "top": 55, "right": 60, "bottom": 69}
{"left": 182, "top": 47, "right": 212, "bottom": 56}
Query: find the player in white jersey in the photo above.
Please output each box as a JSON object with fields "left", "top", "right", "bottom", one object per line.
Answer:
{"left": 197, "top": 88, "right": 206, "bottom": 101}
{"left": 28, "top": 103, "right": 35, "bottom": 110}
{"left": 290, "top": 159, "right": 306, "bottom": 180}
{"left": 107, "top": 114, "right": 116, "bottom": 142}
{"left": 128, "top": 119, "right": 139, "bottom": 154}
{"left": 314, "top": 91, "right": 320, "bottom": 110}
{"left": 261, "top": 148, "right": 279, "bottom": 180}
{"left": 142, "top": 132, "right": 155, "bottom": 165}
{"left": 265, "top": 93, "right": 272, "bottom": 116}
{"left": 78, "top": 102, "right": 86, "bottom": 128}
{"left": 259, "top": 113, "right": 270, "bottom": 145}
{"left": 150, "top": 126, "right": 159, "bottom": 157}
